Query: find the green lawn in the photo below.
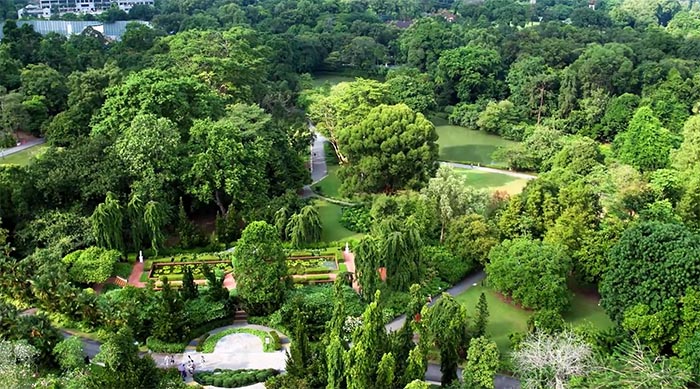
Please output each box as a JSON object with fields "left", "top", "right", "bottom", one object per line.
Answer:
{"left": 455, "top": 285, "right": 613, "bottom": 354}
{"left": 311, "top": 73, "right": 357, "bottom": 87}
{"left": 0, "top": 144, "right": 48, "bottom": 166}
{"left": 316, "top": 200, "right": 363, "bottom": 243}
{"left": 454, "top": 169, "right": 529, "bottom": 195}
{"left": 434, "top": 123, "right": 516, "bottom": 166}
{"left": 315, "top": 165, "right": 342, "bottom": 198}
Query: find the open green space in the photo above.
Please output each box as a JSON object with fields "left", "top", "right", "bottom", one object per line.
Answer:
{"left": 454, "top": 169, "right": 529, "bottom": 195}
{"left": 316, "top": 200, "right": 363, "bottom": 242}
{"left": 315, "top": 165, "right": 342, "bottom": 198}
{"left": 310, "top": 73, "right": 357, "bottom": 87}
{"left": 455, "top": 285, "right": 613, "bottom": 354}
{"left": 0, "top": 144, "right": 48, "bottom": 166}
{"left": 433, "top": 120, "right": 516, "bottom": 166}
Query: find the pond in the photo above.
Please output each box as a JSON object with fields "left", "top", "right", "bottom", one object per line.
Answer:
{"left": 431, "top": 117, "right": 517, "bottom": 166}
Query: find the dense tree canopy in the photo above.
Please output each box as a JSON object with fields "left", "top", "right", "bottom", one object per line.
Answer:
{"left": 338, "top": 103, "right": 438, "bottom": 195}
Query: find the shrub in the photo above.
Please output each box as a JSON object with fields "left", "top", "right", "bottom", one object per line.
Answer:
{"left": 146, "top": 337, "right": 186, "bottom": 353}
{"left": 304, "top": 267, "right": 331, "bottom": 275}
{"left": 62, "top": 246, "right": 120, "bottom": 283}
{"left": 269, "top": 331, "right": 282, "bottom": 351}
{"left": 340, "top": 205, "right": 371, "bottom": 232}
{"left": 193, "top": 368, "right": 280, "bottom": 388}
{"left": 305, "top": 274, "right": 331, "bottom": 281}
{"left": 196, "top": 333, "right": 211, "bottom": 352}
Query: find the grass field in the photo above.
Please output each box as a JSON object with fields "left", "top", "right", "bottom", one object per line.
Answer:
{"left": 455, "top": 285, "right": 613, "bottom": 354}
{"left": 0, "top": 144, "right": 48, "bottom": 166}
{"left": 433, "top": 118, "right": 516, "bottom": 166}
{"left": 311, "top": 74, "right": 358, "bottom": 87}
{"left": 316, "top": 199, "right": 363, "bottom": 242}
{"left": 455, "top": 169, "right": 529, "bottom": 195}
{"left": 316, "top": 165, "right": 342, "bottom": 198}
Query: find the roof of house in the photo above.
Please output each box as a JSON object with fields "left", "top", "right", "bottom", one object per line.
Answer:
{"left": 0, "top": 20, "right": 150, "bottom": 41}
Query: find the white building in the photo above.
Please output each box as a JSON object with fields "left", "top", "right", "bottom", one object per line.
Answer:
{"left": 36, "top": 0, "right": 153, "bottom": 17}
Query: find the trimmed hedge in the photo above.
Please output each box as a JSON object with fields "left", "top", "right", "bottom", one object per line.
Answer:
{"left": 305, "top": 267, "right": 331, "bottom": 275}
{"left": 200, "top": 328, "right": 282, "bottom": 353}
{"left": 269, "top": 331, "right": 281, "bottom": 350}
{"left": 146, "top": 337, "right": 186, "bottom": 353}
{"left": 305, "top": 274, "right": 331, "bottom": 281}
{"left": 193, "top": 369, "right": 279, "bottom": 388}
{"left": 196, "top": 333, "right": 211, "bottom": 352}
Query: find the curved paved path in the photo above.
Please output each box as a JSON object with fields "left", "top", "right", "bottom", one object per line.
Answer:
{"left": 383, "top": 270, "right": 520, "bottom": 388}
{"left": 0, "top": 138, "right": 45, "bottom": 157}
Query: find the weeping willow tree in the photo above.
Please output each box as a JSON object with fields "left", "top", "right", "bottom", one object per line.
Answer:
{"left": 285, "top": 205, "right": 322, "bottom": 248}
{"left": 127, "top": 192, "right": 146, "bottom": 251}
{"left": 355, "top": 236, "right": 381, "bottom": 301}
{"left": 378, "top": 219, "right": 423, "bottom": 292}
{"left": 144, "top": 201, "right": 168, "bottom": 256}
{"left": 91, "top": 192, "right": 124, "bottom": 253}
{"left": 274, "top": 207, "right": 289, "bottom": 240}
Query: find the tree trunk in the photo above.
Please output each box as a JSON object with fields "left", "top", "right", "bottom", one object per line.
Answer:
{"left": 537, "top": 85, "right": 546, "bottom": 126}
{"left": 214, "top": 190, "right": 228, "bottom": 217}
{"left": 440, "top": 222, "right": 446, "bottom": 243}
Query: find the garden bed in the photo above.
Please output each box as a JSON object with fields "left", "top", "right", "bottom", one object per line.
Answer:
{"left": 148, "top": 260, "right": 232, "bottom": 280}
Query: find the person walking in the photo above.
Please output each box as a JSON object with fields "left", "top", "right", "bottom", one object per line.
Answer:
{"left": 178, "top": 363, "right": 186, "bottom": 380}
{"left": 164, "top": 355, "right": 170, "bottom": 368}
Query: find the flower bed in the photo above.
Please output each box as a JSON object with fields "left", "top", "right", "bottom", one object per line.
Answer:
{"left": 199, "top": 328, "right": 281, "bottom": 353}
{"left": 148, "top": 260, "right": 232, "bottom": 280}
{"left": 193, "top": 368, "right": 279, "bottom": 388}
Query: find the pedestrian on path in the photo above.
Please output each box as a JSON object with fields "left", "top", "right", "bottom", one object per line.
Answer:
{"left": 201, "top": 354, "right": 206, "bottom": 364}
{"left": 164, "top": 355, "right": 170, "bottom": 367}
{"left": 178, "top": 363, "right": 186, "bottom": 380}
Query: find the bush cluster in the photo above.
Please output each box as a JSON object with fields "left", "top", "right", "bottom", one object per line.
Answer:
{"left": 193, "top": 368, "right": 279, "bottom": 388}
{"left": 146, "top": 337, "right": 186, "bottom": 353}
{"left": 196, "top": 333, "right": 211, "bottom": 352}
{"left": 339, "top": 206, "right": 371, "bottom": 233}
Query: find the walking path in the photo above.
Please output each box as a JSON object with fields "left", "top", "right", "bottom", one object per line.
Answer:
{"left": 441, "top": 161, "right": 536, "bottom": 180}
{"left": 0, "top": 138, "right": 45, "bottom": 157}
{"left": 341, "top": 250, "right": 360, "bottom": 292}
{"left": 384, "top": 271, "right": 486, "bottom": 332}
{"left": 127, "top": 261, "right": 146, "bottom": 287}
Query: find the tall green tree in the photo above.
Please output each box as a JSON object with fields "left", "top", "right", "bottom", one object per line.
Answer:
{"left": 151, "top": 277, "right": 187, "bottom": 343}
{"left": 345, "top": 291, "right": 389, "bottom": 389}
{"left": 91, "top": 192, "right": 124, "bottom": 253}
{"left": 463, "top": 337, "right": 500, "bottom": 389}
{"left": 286, "top": 205, "right": 322, "bottom": 248}
{"left": 474, "top": 292, "right": 489, "bottom": 338}
{"left": 339, "top": 104, "right": 438, "bottom": 195}
{"left": 600, "top": 222, "right": 700, "bottom": 323}
{"left": 486, "top": 238, "right": 572, "bottom": 312}
{"left": 233, "top": 221, "right": 290, "bottom": 316}
{"left": 355, "top": 236, "right": 381, "bottom": 301}
{"left": 143, "top": 201, "right": 167, "bottom": 256}
{"left": 436, "top": 44, "right": 502, "bottom": 103}
{"left": 613, "top": 106, "right": 674, "bottom": 172}
{"left": 186, "top": 104, "right": 271, "bottom": 216}
{"left": 421, "top": 165, "right": 488, "bottom": 242}
{"left": 422, "top": 294, "right": 471, "bottom": 386}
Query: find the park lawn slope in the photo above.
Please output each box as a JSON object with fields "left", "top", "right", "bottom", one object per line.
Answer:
{"left": 0, "top": 144, "right": 48, "bottom": 166}
{"left": 455, "top": 169, "right": 529, "bottom": 195}
{"left": 455, "top": 285, "right": 613, "bottom": 354}
{"left": 316, "top": 200, "right": 363, "bottom": 243}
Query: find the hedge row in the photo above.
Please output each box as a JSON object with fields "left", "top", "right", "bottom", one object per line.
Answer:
{"left": 193, "top": 368, "right": 279, "bottom": 388}
{"left": 146, "top": 337, "right": 186, "bottom": 353}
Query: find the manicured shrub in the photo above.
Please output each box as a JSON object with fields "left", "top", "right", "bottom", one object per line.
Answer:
{"left": 193, "top": 369, "right": 280, "bottom": 388}
{"left": 269, "top": 331, "right": 282, "bottom": 351}
{"left": 304, "top": 267, "right": 331, "bottom": 274}
{"left": 145, "top": 337, "right": 186, "bottom": 353}
{"left": 196, "top": 333, "right": 211, "bottom": 352}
